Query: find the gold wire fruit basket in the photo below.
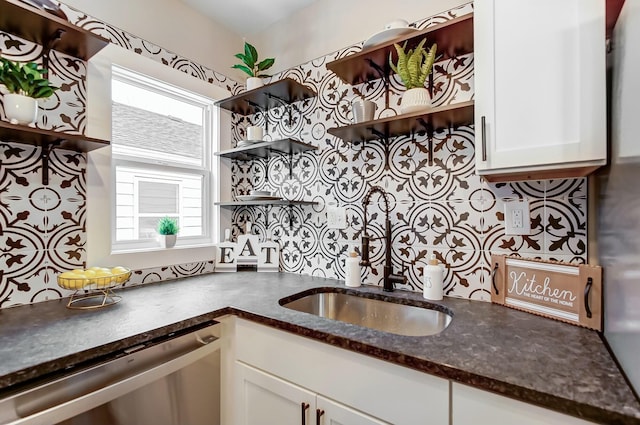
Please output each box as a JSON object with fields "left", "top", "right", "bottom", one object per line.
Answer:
{"left": 57, "top": 267, "right": 132, "bottom": 309}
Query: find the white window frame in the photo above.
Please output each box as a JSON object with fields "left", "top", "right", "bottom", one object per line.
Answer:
{"left": 110, "top": 65, "right": 214, "bottom": 252}
{"left": 86, "top": 44, "right": 232, "bottom": 270}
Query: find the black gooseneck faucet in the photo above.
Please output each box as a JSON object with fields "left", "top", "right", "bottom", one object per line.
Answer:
{"left": 360, "top": 186, "right": 407, "bottom": 292}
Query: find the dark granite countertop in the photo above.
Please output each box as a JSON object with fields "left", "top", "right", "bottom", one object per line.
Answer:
{"left": 0, "top": 272, "right": 638, "bottom": 424}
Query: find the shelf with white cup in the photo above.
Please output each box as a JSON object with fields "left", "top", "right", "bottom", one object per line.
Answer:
{"left": 215, "top": 137, "right": 317, "bottom": 180}
{"left": 328, "top": 100, "right": 474, "bottom": 168}
{"left": 215, "top": 138, "right": 316, "bottom": 161}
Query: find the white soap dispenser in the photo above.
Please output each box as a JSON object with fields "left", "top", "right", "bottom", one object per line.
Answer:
{"left": 423, "top": 254, "right": 444, "bottom": 300}
{"left": 344, "top": 251, "right": 361, "bottom": 287}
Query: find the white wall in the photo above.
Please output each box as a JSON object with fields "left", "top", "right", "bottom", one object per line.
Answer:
{"left": 60, "top": 0, "right": 243, "bottom": 78}
{"left": 61, "top": 0, "right": 470, "bottom": 82}
{"left": 252, "top": 0, "right": 471, "bottom": 73}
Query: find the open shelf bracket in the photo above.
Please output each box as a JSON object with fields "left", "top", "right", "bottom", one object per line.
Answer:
{"left": 365, "top": 58, "right": 391, "bottom": 110}
{"left": 42, "top": 28, "right": 65, "bottom": 78}
{"left": 417, "top": 118, "right": 435, "bottom": 166}
{"left": 41, "top": 139, "right": 62, "bottom": 185}
{"left": 264, "top": 93, "right": 293, "bottom": 127}
{"left": 368, "top": 127, "right": 391, "bottom": 170}
{"left": 245, "top": 100, "right": 269, "bottom": 133}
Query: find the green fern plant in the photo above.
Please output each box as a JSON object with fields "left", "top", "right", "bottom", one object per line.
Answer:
{"left": 232, "top": 41, "right": 275, "bottom": 77}
{"left": 389, "top": 39, "right": 437, "bottom": 90}
{"left": 0, "top": 57, "right": 59, "bottom": 98}
{"left": 157, "top": 217, "right": 179, "bottom": 235}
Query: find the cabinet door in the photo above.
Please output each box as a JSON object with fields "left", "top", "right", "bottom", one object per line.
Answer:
{"left": 317, "top": 395, "right": 390, "bottom": 425}
{"left": 452, "top": 383, "right": 598, "bottom": 425}
{"left": 474, "top": 0, "right": 605, "bottom": 179}
{"left": 236, "top": 362, "right": 316, "bottom": 425}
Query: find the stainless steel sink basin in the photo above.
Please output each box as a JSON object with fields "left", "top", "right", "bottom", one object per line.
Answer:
{"left": 281, "top": 290, "right": 452, "bottom": 337}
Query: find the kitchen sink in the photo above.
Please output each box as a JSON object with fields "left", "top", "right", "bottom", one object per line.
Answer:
{"left": 280, "top": 289, "right": 452, "bottom": 337}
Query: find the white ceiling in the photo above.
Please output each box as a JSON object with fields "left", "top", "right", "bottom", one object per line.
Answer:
{"left": 180, "top": 0, "right": 318, "bottom": 36}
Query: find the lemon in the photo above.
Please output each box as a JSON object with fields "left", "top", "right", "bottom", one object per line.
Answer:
{"left": 111, "top": 266, "right": 128, "bottom": 274}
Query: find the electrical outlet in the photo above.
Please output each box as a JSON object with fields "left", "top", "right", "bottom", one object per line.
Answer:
{"left": 327, "top": 206, "right": 347, "bottom": 229}
{"left": 504, "top": 200, "right": 531, "bottom": 235}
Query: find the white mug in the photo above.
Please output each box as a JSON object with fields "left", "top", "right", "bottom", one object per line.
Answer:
{"left": 352, "top": 99, "right": 377, "bottom": 123}
{"left": 247, "top": 125, "right": 263, "bottom": 141}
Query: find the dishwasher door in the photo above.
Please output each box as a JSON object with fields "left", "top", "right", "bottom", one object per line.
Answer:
{"left": 55, "top": 348, "right": 220, "bottom": 425}
{"left": 0, "top": 322, "right": 221, "bottom": 425}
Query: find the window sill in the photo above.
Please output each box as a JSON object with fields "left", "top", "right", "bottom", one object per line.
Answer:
{"left": 111, "top": 242, "right": 217, "bottom": 255}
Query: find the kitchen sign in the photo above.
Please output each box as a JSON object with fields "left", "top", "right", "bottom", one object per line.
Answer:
{"left": 490, "top": 255, "right": 602, "bottom": 331}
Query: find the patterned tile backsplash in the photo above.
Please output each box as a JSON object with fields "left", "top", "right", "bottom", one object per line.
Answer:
{"left": 0, "top": 2, "right": 587, "bottom": 308}
{"left": 228, "top": 2, "right": 588, "bottom": 300}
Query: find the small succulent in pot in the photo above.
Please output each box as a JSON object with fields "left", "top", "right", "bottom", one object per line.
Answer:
{"left": 157, "top": 216, "right": 179, "bottom": 235}
{"left": 157, "top": 216, "right": 179, "bottom": 248}
{"left": 389, "top": 38, "right": 438, "bottom": 114}
{"left": 232, "top": 41, "right": 275, "bottom": 91}
{"left": 389, "top": 38, "right": 437, "bottom": 90}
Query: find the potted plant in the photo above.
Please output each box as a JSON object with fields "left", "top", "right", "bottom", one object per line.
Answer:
{"left": 157, "top": 216, "right": 179, "bottom": 248}
{"left": 232, "top": 41, "right": 275, "bottom": 91}
{"left": 0, "top": 57, "right": 59, "bottom": 125}
{"left": 389, "top": 38, "right": 437, "bottom": 114}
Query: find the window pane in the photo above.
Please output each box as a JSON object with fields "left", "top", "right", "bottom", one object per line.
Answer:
{"left": 112, "top": 101, "right": 203, "bottom": 164}
{"left": 115, "top": 165, "right": 204, "bottom": 242}
{"left": 111, "top": 66, "right": 213, "bottom": 249}
{"left": 138, "top": 181, "right": 178, "bottom": 214}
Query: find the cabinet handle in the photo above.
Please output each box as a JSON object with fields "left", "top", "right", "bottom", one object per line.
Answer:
{"left": 481, "top": 115, "right": 487, "bottom": 162}
{"left": 584, "top": 277, "right": 593, "bottom": 319}
{"left": 301, "top": 402, "right": 310, "bottom": 425}
{"left": 316, "top": 409, "right": 325, "bottom": 425}
{"left": 491, "top": 262, "right": 499, "bottom": 295}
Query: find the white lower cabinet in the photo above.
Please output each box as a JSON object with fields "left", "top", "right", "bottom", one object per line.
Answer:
{"left": 226, "top": 318, "right": 449, "bottom": 425}
{"left": 236, "top": 362, "right": 388, "bottom": 425}
{"left": 236, "top": 362, "right": 317, "bottom": 425}
{"left": 451, "top": 383, "right": 598, "bottom": 425}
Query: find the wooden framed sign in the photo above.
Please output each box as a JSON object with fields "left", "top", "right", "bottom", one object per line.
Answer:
{"left": 490, "top": 255, "right": 603, "bottom": 331}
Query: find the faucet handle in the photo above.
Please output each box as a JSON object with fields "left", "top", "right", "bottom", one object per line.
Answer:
{"left": 399, "top": 261, "right": 408, "bottom": 285}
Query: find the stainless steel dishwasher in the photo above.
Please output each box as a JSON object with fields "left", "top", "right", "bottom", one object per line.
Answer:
{"left": 0, "top": 321, "right": 221, "bottom": 425}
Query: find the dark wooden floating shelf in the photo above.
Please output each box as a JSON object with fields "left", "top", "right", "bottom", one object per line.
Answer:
{"left": 327, "top": 13, "right": 474, "bottom": 86}
{"left": 215, "top": 138, "right": 316, "bottom": 161}
{"left": 216, "top": 200, "right": 317, "bottom": 207}
{"left": 215, "top": 78, "right": 316, "bottom": 116}
{"left": 327, "top": 100, "right": 474, "bottom": 142}
{"left": 0, "top": 0, "right": 109, "bottom": 60}
{"left": 0, "top": 121, "right": 109, "bottom": 152}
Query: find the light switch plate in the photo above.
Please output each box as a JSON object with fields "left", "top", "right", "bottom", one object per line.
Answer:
{"left": 327, "top": 206, "right": 347, "bottom": 229}
{"left": 504, "top": 200, "right": 531, "bottom": 235}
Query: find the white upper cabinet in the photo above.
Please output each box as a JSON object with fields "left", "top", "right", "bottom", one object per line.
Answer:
{"left": 474, "top": 0, "right": 606, "bottom": 181}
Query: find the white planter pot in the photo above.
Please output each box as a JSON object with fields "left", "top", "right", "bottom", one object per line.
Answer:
{"left": 400, "top": 87, "right": 431, "bottom": 114}
{"left": 3, "top": 93, "right": 38, "bottom": 125}
{"left": 159, "top": 234, "right": 177, "bottom": 249}
{"left": 246, "top": 77, "right": 263, "bottom": 91}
